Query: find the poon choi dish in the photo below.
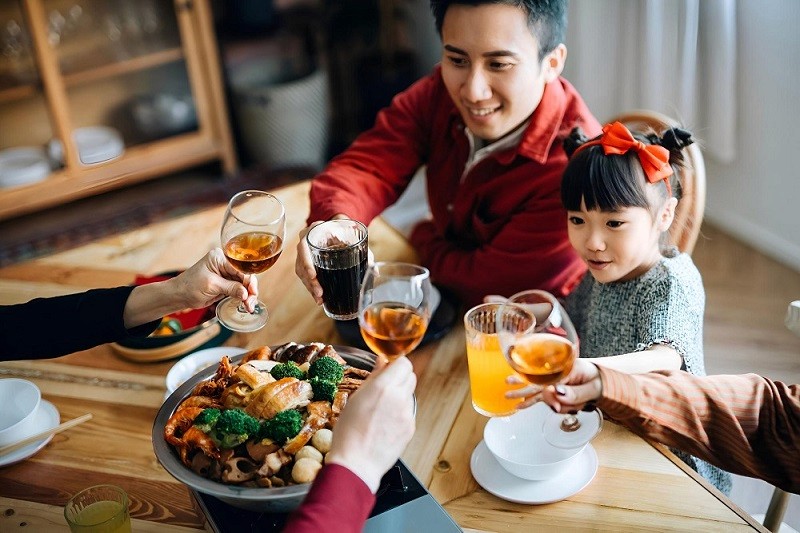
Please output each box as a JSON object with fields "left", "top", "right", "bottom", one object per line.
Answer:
{"left": 163, "top": 342, "right": 370, "bottom": 487}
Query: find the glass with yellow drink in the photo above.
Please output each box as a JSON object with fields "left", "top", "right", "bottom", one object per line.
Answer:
{"left": 64, "top": 485, "right": 131, "bottom": 533}
{"left": 464, "top": 303, "right": 529, "bottom": 417}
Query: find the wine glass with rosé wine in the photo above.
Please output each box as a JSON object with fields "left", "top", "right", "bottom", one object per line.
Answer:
{"left": 216, "top": 190, "right": 285, "bottom": 332}
{"left": 496, "top": 299, "right": 602, "bottom": 449}
{"left": 358, "top": 262, "right": 432, "bottom": 363}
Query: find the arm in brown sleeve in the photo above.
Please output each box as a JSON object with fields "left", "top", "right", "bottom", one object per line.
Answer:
{"left": 597, "top": 367, "right": 800, "bottom": 493}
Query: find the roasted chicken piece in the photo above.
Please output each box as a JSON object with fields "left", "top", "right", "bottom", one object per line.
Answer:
{"left": 235, "top": 362, "right": 275, "bottom": 389}
{"left": 245, "top": 377, "right": 313, "bottom": 419}
{"left": 241, "top": 345, "right": 272, "bottom": 364}
{"left": 220, "top": 383, "right": 250, "bottom": 409}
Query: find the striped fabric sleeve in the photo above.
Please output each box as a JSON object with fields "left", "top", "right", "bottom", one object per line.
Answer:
{"left": 596, "top": 367, "right": 800, "bottom": 493}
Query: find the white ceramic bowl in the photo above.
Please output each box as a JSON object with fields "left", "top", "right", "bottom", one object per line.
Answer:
{"left": 164, "top": 346, "right": 248, "bottom": 400}
{"left": 0, "top": 378, "right": 42, "bottom": 447}
{"left": 484, "top": 403, "right": 585, "bottom": 480}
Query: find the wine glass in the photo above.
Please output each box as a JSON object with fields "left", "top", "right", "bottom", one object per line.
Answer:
{"left": 496, "top": 299, "right": 601, "bottom": 449}
{"left": 216, "top": 190, "right": 285, "bottom": 332}
{"left": 358, "top": 262, "right": 432, "bottom": 363}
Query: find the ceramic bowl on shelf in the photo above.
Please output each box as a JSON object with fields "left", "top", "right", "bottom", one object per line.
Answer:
{"left": 484, "top": 402, "right": 586, "bottom": 481}
{"left": 48, "top": 126, "right": 124, "bottom": 166}
{"left": 0, "top": 146, "right": 51, "bottom": 189}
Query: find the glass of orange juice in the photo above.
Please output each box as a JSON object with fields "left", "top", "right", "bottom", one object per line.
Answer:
{"left": 464, "top": 303, "right": 529, "bottom": 417}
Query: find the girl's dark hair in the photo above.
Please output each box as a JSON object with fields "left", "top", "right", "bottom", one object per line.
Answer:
{"left": 560, "top": 125, "right": 694, "bottom": 212}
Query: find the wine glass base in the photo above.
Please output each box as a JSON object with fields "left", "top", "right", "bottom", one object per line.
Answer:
{"left": 542, "top": 410, "right": 602, "bottom": 449}
{"left": 216, "top": 297, "right": 268, "bottom": 332}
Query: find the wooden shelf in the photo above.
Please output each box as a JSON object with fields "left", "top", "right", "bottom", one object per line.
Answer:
{"left": 0, "top": 132, "right": 223, "bottom": 220}
{"left": 0, "top": 83, "right": 39, "bottom": 105}
{"left": 62, "top": 47, "right": 184, "bottom": 87}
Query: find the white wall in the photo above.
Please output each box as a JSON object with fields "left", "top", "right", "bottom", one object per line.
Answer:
{"left": 702, "top": 0, "right": 800, "bottom": 272}
{"left": 563, "top": 0, "right": 800, "bottom": 272}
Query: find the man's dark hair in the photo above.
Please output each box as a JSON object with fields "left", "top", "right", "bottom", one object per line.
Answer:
{"left": 429, "top": 1, "right": 568, "bottom": 60}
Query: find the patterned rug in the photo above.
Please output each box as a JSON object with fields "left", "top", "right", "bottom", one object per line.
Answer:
{"left": 0, "top": 165, "right": 314, "bottom": 268}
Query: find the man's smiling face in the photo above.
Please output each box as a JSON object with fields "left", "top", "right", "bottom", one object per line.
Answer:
{"left": 440, "top": 3, "right": 562, "bottom": 142}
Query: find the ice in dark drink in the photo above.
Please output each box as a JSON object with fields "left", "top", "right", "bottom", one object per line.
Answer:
{"left": 307, "top": 219, "right": 368, "bottom": 320}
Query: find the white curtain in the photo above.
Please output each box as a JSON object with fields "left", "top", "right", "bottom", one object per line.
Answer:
{"left": 563, "top": 0, "right": 737, "bottom": 163}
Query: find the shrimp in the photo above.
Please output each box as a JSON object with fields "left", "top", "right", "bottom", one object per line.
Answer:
{"left": 164, "top": 406, "right": 204, "bottom": 447}
{"left": 177, "top": 395, "right": 222, "bottom": 411}
{"left": 179, "top": 426, "right": 220, "bottom": 466}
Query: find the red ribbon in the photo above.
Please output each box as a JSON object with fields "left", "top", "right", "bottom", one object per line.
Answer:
{"left": 573, "top": 121, "right": 673, "bottom": 195}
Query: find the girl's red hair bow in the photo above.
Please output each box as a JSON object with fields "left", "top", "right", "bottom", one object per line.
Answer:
{"left": 573, "top": 121, "right": 673, "bottom": 195}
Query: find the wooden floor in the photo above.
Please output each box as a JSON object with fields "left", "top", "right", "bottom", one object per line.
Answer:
{"left": 692, "top": 223, "right": 800, "bottom": 531}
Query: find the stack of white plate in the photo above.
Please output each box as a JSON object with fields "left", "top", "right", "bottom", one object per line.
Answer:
{"left": 0, "top": 147, "right": 51, "bottom": 189}
{"left": 48, "top": 126, "right": 125, "bottom": 166}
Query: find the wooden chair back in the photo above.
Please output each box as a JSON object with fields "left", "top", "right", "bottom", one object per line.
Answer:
{"left": 609, "top": 110, "right": 706, "bottom": 255}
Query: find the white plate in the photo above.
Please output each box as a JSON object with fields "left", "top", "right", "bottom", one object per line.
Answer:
{"left": 0, "top": 400, "right": 59, "bottom": 468}
{"left": 164, "top": 346, "right": 248, "bottom": 400}
{"left": 0, "top": 147, "right": 51, "bottom": 188}
{"left": 470, "top": 440, "right": 598, "bottom": 504}
{"left": 48, "top": 126, "right": 124, "bottom": 165}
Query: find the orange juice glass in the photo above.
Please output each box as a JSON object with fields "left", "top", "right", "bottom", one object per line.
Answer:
{"left": 464, "top": 303, "right": 526, "bottom": 417}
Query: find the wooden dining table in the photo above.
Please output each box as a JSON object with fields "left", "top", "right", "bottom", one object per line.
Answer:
{"left": 0, "top": 179, "right": 765, "bottom": 532}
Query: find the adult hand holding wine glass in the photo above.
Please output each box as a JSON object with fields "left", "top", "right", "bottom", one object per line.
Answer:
{"left": 358, "top": 262, "right": 432, "bottom": 363}
{"left": 216, "top": 190, "right": 285, "bottom": 332}
{"left": 496, "top": 300, "right": 602, "bottom": 449}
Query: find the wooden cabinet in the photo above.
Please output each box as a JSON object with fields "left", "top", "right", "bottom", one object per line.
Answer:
{"left": 0, "top": 0, "right": 236, "bottom": 220}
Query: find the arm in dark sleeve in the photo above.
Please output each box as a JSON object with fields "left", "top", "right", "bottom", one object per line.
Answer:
{"left": 0, "top": 286, "right": 159, "bottom": 360}
{"left": 597, "top": 367, "right": 800, "bottom": 493}
{"left": 283, "top": 464, "right": 376, "bottom": 533}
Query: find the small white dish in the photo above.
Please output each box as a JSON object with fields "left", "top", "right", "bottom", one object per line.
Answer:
{"left": 0, "top": 378, "right": 41, "bottom": 446}
{"left": 48, "top": 126, "right": 124, "bottom": 165}
{"left": 470, "top": 440, "right": 598, "bottom": 504}
{"left": 0, "top": 147, "right": 51, "bottom": 189}
{"left": 0, "top": 400, "right": 59, "bottom": 468}
{"left": 165, "top": 346, "right": 248, "bottom": 400}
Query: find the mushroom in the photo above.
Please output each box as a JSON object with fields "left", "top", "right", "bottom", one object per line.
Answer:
{"left": 246, "top": 439, "right": 280, "bottom": 463}
{"left": 257, "top": 449, "right": 292, "bottom": 477}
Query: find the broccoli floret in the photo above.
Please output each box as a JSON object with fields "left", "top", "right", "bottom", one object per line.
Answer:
{"left": 270, "top": 361, "right": 306, "bottom": 380}
{"left": 211, "top": 409, "right": 260, "bottom": 449}
{"left": 310, "top": 377, "right": 337, "bottom": 403}
{"left": 308, "top": 356, "right": 344, "bottom": 384}
{"left": 193, "top": 408, "right": 221, "bottom": 433}
{"left": 262, "top": 410, "right": 303, "bottom": 444}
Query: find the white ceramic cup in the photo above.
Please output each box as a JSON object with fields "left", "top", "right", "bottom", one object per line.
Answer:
{"left": 0, "top": 378, "right": 42, "bottom": 447}
{"left": 484, "top": 402, "right": 585, "bottom": 480}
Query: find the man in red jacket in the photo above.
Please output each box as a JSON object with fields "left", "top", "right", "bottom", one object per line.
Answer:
{"left": 296, "top": 0, "right": 600, "bottom": 309}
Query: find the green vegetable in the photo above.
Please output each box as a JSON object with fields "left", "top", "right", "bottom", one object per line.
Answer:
{"left": 211, "top": 409, "right": 260, "bottom": 449}
{"left": 193, "top": 408, "right": 220, "bottom": 433}
{"left": 270, "top": 361, "right": 306, "bottom": 380}
{"left": 308, "top": 356, "right": 344, "bottom": 384}
{"left": 310, "top": 377, "right": 337, "bottom": 403}
{"left": 262, "top": 410, "right": 303, "bottom": 444}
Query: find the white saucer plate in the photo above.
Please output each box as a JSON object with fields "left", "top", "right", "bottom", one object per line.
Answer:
{"left": 0, "top": 400, "right": 60, "bottom": 468}
{"left": 470, "top": 439, "right": 598, "bottom": 504}
{"left": 164, "top": 346, "right": 248, "bottom": 400}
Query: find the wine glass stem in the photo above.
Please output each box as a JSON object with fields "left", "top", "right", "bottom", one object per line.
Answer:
{"left": 561, "top": 414, "right": 582, "bottom": 433}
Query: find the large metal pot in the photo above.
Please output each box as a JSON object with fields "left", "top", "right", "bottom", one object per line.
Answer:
{"left": 152, "top": 345, "right": 376, "bottom": 512}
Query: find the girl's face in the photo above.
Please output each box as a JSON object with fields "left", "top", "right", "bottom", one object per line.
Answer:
{"left": 440, "top": 4, "right": 565, "bottom": 142}
{"left": 567, "top": 197, "right": 676, "bottom": 284}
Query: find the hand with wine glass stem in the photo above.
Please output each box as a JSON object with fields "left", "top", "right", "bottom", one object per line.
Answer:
{"left": 496, "top": 300, "right": 601, "bottom": 449}
{"left": 216, "top": 190, "right": 285, "bottom": 332}
{"left": 358, "top": 262, "right": 432, "bottom": 364}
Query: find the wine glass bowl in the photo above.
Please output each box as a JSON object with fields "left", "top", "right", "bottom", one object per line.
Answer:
{"left": 496, "top": 301, "right": 600, "bottom": 449}
{"left": 216, "top": 190, "right": 286, "bottom": 332}
{"left": 358, "top": 262, "right": 432, "bottom": 363}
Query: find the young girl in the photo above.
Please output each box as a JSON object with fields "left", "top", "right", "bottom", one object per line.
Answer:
{"left": 559, "top": 121, "right": 732, "bottom": 494}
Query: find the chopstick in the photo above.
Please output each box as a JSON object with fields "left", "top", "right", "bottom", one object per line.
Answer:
{"left": 0, "top": 413, "right": 92, "bottom": 456}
